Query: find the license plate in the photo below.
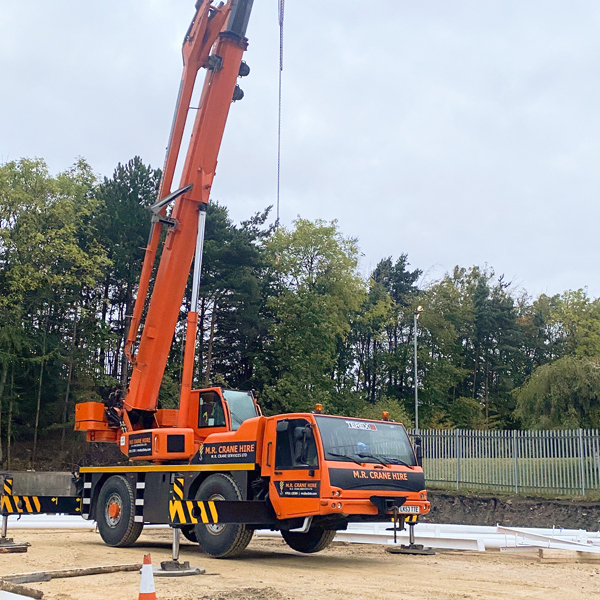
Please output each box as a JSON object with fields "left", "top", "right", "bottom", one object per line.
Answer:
{"left": 397, "top": 506, "right": 420, "bottom": 514}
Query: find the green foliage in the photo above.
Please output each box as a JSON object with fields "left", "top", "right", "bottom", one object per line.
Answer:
{"left": 196, "top": 203, "right": 273, "bottom": 390}
{"left": 449, "top": 397, "right": 484, "bottom": 429}
{"left": 514, "top": 356, "right": 600, "bottom": 428}
{"left": 260, "top": 219, "right": 365, "bottom": 413}
{"left": 357, "top": 397, "right": 413, "bottom": 428}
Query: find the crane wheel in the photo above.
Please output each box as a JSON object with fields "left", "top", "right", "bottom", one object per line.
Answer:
{"left": 281, "top": 528, "right": 336, "bottom": 554}
{"left": 96, "top": 475, "right": 143, "bottom": 547}
{"left": 181, "top": 526, "right": 197, "bottom": 543}
{"left": 193, "top": 473, "right": 253, "bottom": 558}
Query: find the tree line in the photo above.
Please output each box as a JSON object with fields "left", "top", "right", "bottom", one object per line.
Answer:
{"left": 1, "top": 157, "right": 599, "bottom": 466}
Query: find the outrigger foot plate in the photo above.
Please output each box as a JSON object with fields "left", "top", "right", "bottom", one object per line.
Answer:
{"left": 386, "top": 543, "right": 435, "bottom": 556}
{"left": 0, "top": 537, "right": 30, "bottom": 554}
{"left": 153, "top": 560, "right": 205, "bottom": 577}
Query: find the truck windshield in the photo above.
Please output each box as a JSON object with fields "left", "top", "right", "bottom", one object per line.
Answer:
{"left": 315, "top": 416, "right": 416, "bottom": 467}
{"left": 222, "top": 390, "right": 259, "bottom": 431}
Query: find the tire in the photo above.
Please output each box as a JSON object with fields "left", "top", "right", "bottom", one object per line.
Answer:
{"left": 193, "top": 473, "right": 253, "bottom": 558}
{"left": 96, "top": 475, "right": 143, "bottom": 547}
{"left": 181, "top": 526, "right": 197, "bottom": 543}
{"left": 281, "top": 527, "right": 336, "bottom": 554}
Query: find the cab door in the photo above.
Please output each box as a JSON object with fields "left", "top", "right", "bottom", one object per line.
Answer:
{"left": 263, "top": 417, "right": 321, "bottom": 519}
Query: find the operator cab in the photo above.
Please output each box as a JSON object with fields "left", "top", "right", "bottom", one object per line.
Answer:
{"left": 197, "top": 387, "right": 260, "bottom": 435}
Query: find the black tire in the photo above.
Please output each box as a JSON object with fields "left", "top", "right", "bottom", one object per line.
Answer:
{"left": 181, "top": 526, "right": 197, "bottom": 543}
{"left": 193, "top": 473, "right": 253, "bottom": 558}
{"left": 96, "top": 475, "right": 143, "bottom": 547}
{"left": 281, "top": 527, "right": 336, "bottom": 554}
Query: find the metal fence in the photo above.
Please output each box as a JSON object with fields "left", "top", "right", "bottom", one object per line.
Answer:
{"left": 407, "top": 429, "right": 600, "bottom": 496}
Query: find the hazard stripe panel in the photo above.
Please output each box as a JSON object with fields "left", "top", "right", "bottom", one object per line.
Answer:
{"left": 169, "top": 499, "right": 219, "bottom": 525}
{"left": 1, "top": 478, "right": 82, "bottom": 516}
{"left": 0, "top": 494, "right": 81, "bottom": 515}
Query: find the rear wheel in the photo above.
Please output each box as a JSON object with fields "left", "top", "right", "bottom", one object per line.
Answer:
{"left": 96, "top": 475, "right": 143, "bottom": 547}
{"left": 194, "top": 474, "right": 253, "bottom": 558}
{"left": 281, "top": 527, "right": 336, "bottom": 553}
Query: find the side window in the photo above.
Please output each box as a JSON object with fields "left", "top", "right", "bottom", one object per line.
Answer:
{"left": 275, "top": 418, "right": 318, "bottom": 469}
{"left": 198, "top": 391, "right": 226, "bottom": 428}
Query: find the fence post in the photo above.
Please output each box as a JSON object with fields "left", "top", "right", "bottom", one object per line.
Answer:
{"left": 578, "top": 428, "right": 585, "bottom": 496}
{"left": 512, "top": 430, "right": 518, "bottom": 494}
{"left": 455, "top": 429, "right": 461, "bottom": 490}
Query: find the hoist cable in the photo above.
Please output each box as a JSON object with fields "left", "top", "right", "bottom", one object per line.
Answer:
{"left": 276, "top": 0, "right": 285, "bottom": 227}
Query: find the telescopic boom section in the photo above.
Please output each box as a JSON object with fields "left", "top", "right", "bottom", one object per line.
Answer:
{"left": 123, "top": 0, "right": 253, "bottom": 416}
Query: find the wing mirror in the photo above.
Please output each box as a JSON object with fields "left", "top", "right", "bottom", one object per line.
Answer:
{"left": 414, "top": 435, "right": 423, "bottom": 467}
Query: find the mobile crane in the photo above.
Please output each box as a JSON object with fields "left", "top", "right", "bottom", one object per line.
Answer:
{"left": 0, "top": 0, "right": 429, "bottom": 558}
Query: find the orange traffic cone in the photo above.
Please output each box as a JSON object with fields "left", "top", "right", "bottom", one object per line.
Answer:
{"left": 139, "top": 553, "right": 156, "bottom": 600}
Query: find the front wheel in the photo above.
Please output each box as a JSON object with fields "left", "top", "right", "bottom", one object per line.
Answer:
{"left": 96, "top": 475, "right": 143, "bottom": 547}
{"left": 194, "top": 474, "right": 253, "bottom": 558}
{"left": 281, "top": 527, "right": 336, "bottom": 554}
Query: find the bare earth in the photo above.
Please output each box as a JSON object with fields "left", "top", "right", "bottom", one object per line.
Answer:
{"left": 2, "top": 529, "right": 600, "bottom": 600}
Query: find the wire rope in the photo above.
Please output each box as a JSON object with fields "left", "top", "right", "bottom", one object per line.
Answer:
{"left": 276, "top": 0, "right": 285, "bottom": 227}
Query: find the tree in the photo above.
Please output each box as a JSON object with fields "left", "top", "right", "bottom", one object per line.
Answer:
{"left": 514, "top": 356, "right": 600, "bottom": 428}
{"left": 0, "top": 157, "right": 109, "bottom": 461}
{"left": 259, "top": 219, "right": 365, "bottom": 413}
{"left": 93, "top": 157, "right": 161, "bottom": 384}
{"left": 196, "top": 203, "right": 274, "bottom": 390}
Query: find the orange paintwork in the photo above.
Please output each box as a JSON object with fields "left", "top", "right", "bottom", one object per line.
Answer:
{"left": 75, "top": 402, "right": 106, "bottom": 424}
{"left": 86, "top": 430, "right": 118, "bottom": 443}
{"left": 121, "top": 428, "right": 196, "bottom": 462}
{"left": 155, "top": 409, "right": 179, "bottom": 428}
{"left": 108, "top": 502, "right": 120, "bottom": 519}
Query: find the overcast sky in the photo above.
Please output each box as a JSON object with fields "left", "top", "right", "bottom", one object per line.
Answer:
{"left": 2, "top": 1, "right": 599, "bottom": 299}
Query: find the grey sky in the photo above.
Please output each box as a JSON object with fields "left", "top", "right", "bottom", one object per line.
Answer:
{"left": 2, "top": 1, "right": 599, "bottom": 299}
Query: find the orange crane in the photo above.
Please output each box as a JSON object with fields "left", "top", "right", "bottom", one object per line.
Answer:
{"left": 2, "top": 0, "right": 430, "bottom": 559}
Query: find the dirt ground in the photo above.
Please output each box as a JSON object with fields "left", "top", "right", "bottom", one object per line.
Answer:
{"left": 2, "top": 528, "right": 600, "bottom": 600}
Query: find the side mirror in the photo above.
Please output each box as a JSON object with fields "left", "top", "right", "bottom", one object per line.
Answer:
{"left": 293, "top": 425, "right": 313, "bottom": 464}
{"left": 276, "top": 420, "right": 289, "bottom": 433}
{"left": 414, "top": 436, "right": 423, "bottom": 467}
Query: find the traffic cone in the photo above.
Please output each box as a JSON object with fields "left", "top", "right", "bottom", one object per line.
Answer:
{"left": 139, "top": 553, "right": 156, "bottom": 600}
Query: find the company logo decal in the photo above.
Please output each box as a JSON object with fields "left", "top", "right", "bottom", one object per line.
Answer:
{"left": 128, "top": 433, "right": 152, "bottom": 457}
{"left": 276, "top": 480, "right": 320, "bottom": 498}
{"left": 345, "top": 420, "right": 377, "bottom": 431}
{"left": 201, "top": 441, "right": 257, "bottom": 464}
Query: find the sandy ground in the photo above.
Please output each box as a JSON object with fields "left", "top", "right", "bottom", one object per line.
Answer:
{"left": 2, "top": 528, "right": 600, "bottom": 600}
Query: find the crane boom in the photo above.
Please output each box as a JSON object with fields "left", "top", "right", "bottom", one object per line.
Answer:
{"left": 123, "top": 0, "right": 253, "bottom": 420}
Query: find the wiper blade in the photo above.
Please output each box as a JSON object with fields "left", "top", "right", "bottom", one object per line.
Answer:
{"left": 383, "top": 457, "right": 416, "bottom": 469}
{"left": 326, "top": 451, "right": 363, "bottom": 466}
{"left": 356, "top": 453, "right": 390, "bottom": 467}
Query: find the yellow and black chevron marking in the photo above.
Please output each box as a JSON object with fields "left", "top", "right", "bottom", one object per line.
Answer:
{"left": 0, "top": 478, "right": 42, "bottom": 514}
{"left": 1, "top": 494, "right": 42, "bottom": 514}
{"left": 1, "top": 478, "right": 82, "bottom": 516}
{"left": 389, "top": 513, "right": 418, "bottom": 524}
{"left": 169, "top": 498, "right": 219, "bottom": 525}
{"left": 173, "top": 477, "right": 185, "bottom": 501}
{"left": 168, "top": 477, "right": 219, "bottom": 525}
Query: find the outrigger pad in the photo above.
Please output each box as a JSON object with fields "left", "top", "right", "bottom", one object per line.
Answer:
{"left": 153, "top": 560, "right": 205, "bottom": 578}
{"left": 385, "top": 544, "right": 435, "bottom": 556}
{"left": 0, "top": 538, "right": 30, "bottom": 553}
